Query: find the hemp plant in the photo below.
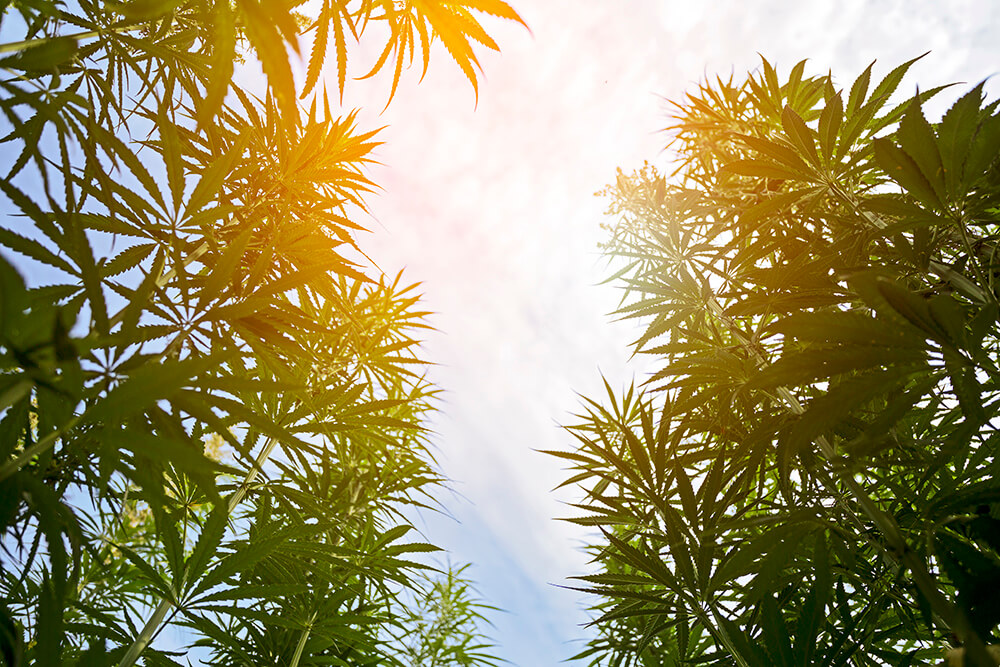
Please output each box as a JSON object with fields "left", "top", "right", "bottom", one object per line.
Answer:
{"left": 557, "top": 57, "right": 1000, "bottom": 666}
{"left": 0, "top": 0, "right": 523, "bottom": 664}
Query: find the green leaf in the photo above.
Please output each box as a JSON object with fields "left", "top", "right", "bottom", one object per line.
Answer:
{"left": 83, "top": 355, "right": 224, "bottom": 427}
{"left": 0, "top": 606, "right": 24, "bottom": 667}
{"left": 115, "top": 543, "right": 173, "bottom": 599}
{"left": 183, "top": 503, "right": 229, "bottom": 595}
{"left": 818, "top": 88, "right": 844, "bottom": 164}
{"left": 872, "top": 277, "right": 950, "bottom": 345}
{"left": 845, "top": 61, "right": 873, "bottom": 118}
{"left": 868, "top": 53, "right": 927, "bottom": 112}
{"left": 896, "top": 99, "right": 946, "bottom": 205}
{"left": 36, "top": 573, "right": 64, "bottom": 666}
{"left": 721, "top": 159, "right": 812, "bottom": 182}
{"left": 200, "top": 0, "right": 236, "bottom": 125}
{"left": 157, "top": 103, "right": 185, "bottom": 214}
{"left": 760, "top": 595, "right": 794, "bottom": 666}
{"left": 781, "top": 106, "right": 820, "bottom": 167}
{"left": 197, "top": 226, "right": 253, "bottom": 310}
{"left": 750, "top": 344, "right": 925, "bottom": 389}
{"left": 874, "top": 137, "right": 942, "bottom": 210}
{"left": 116, "top": 249, "right": 164, "bottom": 334}
{"left": 963, "top": 108, "right": 1000, "bottom": 186}
{"left": 787, "top": 367, "right": 915, "bottom": 454}
{"left": 68, "top": 214, "right": 110, "bottom": 336}
{"left": 718, "top": 615, "right": 771, "bottom": 665}
{"left": 239, "top": 0, "right": 297, "bottom": 121}
{"left": 937, "top": 82, "right": 985, "bottom": 201}
{"left": 102, "top": 243, "right": 156, "bottom": 278}
{"left": 0, "top": 216, "right": 76, "bottom": 278}
{"left": 794, "top": 533, "right": 830, "bottom": 664}
{"left": 0, "top": 252, "right": 28, "bottom": 330}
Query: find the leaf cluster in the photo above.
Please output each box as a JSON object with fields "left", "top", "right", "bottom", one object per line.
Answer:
{"left": 0, "top": 0, "right": 524, "bottom": 665}
{"left": 561, "top": 57, "right": 1000, "bottom": 667}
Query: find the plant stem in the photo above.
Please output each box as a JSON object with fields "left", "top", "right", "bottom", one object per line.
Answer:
{"left": 289, "top": 613, "right": 317, "bottom": 667}
{"left": 115, "top": 435, "right": 280, "bottom": 666}
{"left": 0, "top": 24, "right": 140, "bottom": 55}
{"left": 227, "top": 437, "right": 277, "bottom": 511}
{"left": 116, "top": 595, "right": 174, "bottom": 667}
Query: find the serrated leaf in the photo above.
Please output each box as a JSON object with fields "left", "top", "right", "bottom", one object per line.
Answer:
{"left": 102, "top": 243, "right": 156, "bottom": 278}
{"left": 897, "top": 99, "right": 946, "bottom": 205}
{"left": 302, "top": 0, "right": 331, "bottom": 98}
{"left": 818, "top": 88, "right": 843, "bottom": 164}
{"left": 183, "top": 503, "right": 228, "bottom": 595}
{"left": 781, "top": 105, "right": 820, "bottom": 167}
{"left": 760, "top": 595, "right": 794, "bottom": 665}
{"left": 0, "top": 227, "right": 76, "bottom": 275}
{"left": 115, "top": 249, "right": 164, "bottom": 333}
{"left": 938, "top": 82, "right": 986, "bottom": 201}
{"left": 83, "top": 355, "right": 224, "bottom": 427}
{"left": 200, "top": 0, "right": 236, "bottom": 126}
{"left": 157, "top": 103, "right": 185, "bottom": 213}
{"left": 721, "top": 159, "right": 811, "bottom": 182}
{"left": 197, "top": 226, "right": 253, "bottom": 310}
{"left": 239, "top": 0, "right": 297, "bottom": 121}
{"left": 873, "top": 277, "right": 950, "bottom": 344}
{"left": 846, "top": 61, "right": 873, "bottom": 117}
{"left": 874, "top": 137, "right": 942, "bottom": 210}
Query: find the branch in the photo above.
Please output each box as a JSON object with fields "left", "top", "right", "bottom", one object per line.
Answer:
{"left": 0, "top": 23, "right": 140, "bottom": 55}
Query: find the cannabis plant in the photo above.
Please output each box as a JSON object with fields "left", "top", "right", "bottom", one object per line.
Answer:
{"left": 391, "top": 564, "right": 501, "bottom": 667}
{"left": 0, "top": 1, "right": 523, "bottom": 665}
{"left": 558, "top": 58, "right": 1000, "bottom": 666}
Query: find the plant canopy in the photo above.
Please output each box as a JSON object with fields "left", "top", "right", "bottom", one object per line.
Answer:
{"left": 558, "top": 57, "right": 1000, "bottom": 667}
{"left": 0, "top": 0, "right": 523, "bottom": 665}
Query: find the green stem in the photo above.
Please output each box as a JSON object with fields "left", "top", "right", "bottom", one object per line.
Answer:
{"left": 227, "top": 436, "right": 277, "bottom": 511}
{"left": 289, "top": 613, "right": 317, "bottom": 667}
{"left": 116, "top": 597, "right": 174, "bottom": 667}
{"left": 0, "top": 24, "right": 140, "bottom": 55}
{"left": 116, "top": 435, "right": 280, "bottom": 666}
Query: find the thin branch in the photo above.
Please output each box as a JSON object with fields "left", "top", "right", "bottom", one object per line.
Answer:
{"left": 0, "top": 23, "right": 140, "bottom": 55}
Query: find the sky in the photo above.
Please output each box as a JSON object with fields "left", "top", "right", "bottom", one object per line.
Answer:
{"left": 316, "top": 2, "right": 1000, "bottom": 665}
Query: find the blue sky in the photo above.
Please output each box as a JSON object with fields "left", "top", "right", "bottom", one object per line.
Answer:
{"left": 321, "top": 1, "right": 1000, "bottom": 665}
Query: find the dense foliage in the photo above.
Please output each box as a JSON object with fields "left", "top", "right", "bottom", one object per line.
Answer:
{"left": 0, "top": 0, "right": 522, "bottom": 665}
{"left": 557, "top": 58, "right": 1000, "bottom": 666}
